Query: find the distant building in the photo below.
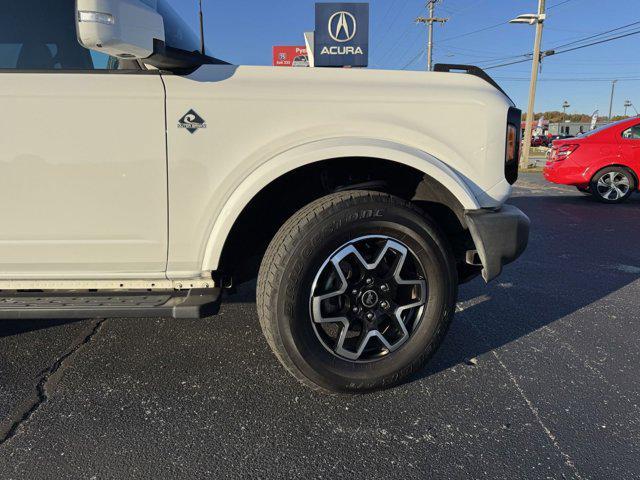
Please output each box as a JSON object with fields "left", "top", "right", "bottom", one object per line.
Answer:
{"left": 521, "top": 119, "right": 549, "bottom": 136}
{"left": 548, "top": 122, "right": 608, "bottom": 136}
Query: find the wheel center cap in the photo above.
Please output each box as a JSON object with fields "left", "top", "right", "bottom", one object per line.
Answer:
{"left": 361, "top": 289, "right": 379, "bottom": 308}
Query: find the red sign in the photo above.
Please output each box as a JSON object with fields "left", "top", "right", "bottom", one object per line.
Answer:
{"left": 273, "top": 46, "right": 309, "bottom": 67}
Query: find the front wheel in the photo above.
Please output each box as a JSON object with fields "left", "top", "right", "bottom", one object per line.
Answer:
{"left": 590, "top": 167, "right": 635, "bottom": 204}
{"left": 257, "top": 191, "right": 458, "bottom": 394}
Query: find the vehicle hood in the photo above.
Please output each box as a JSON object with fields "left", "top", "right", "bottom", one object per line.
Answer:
{"left": 186, "top": 64, "right": 512, "bottom": 107}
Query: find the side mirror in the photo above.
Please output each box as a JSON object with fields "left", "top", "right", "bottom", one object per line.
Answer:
{"left": 76, "top": 0, "right": 165, "bottom": 59}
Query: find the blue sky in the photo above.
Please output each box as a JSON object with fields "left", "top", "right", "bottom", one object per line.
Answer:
{"left": 174, "top": 0, "right": 639, "bottom": 116}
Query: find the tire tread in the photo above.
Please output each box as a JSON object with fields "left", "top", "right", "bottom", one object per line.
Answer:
{"left": 256, "top": 191, "right": 456, "bottom": 394}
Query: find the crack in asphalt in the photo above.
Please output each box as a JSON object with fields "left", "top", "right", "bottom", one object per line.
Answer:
{"left": 464, "top": 316, "right": 587, "bottom": 480}
{"left": 0, "top": 318, "right": 106, "bottom": 447}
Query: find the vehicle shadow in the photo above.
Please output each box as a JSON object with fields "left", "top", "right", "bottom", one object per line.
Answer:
{"left": 0, "top": 318, "right": 82, "bottom": 338}
{"left": 415, "top": 191, "right": 640, "bottom": 381}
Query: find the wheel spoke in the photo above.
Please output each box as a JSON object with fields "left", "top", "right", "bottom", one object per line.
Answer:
{"left": 310, "top": 236, "right": 429, "bottom": 362}
{"left": 597, "top": 171, "right": 631, "bottom": 200}
{"left": 311, "top": 258, "right": 349, "bottom": 323}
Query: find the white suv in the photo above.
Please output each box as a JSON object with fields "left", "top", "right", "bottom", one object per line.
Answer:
{"left": 0, "top": 0, "right": 529, "bottom": 393}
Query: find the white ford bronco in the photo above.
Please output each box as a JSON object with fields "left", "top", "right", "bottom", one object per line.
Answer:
{"left": 0, "top": 0, "right": 529, "bottom": 393}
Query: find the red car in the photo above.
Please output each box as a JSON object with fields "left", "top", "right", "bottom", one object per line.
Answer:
{"left": 530, "top": 135, "right": 549, "bottom": 147}
{"left": 544, "top": 117, "right": 640, "bottom": 203}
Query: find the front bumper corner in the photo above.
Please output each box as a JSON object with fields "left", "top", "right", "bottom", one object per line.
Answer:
{"left": 464, "top": 205, "right": 530, "bottom": 282}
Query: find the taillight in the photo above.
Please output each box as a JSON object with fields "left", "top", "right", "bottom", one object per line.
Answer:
{"left": 552, "top": 144, "right": 579, "bottom": 161}
{"left": 506, "top": 125, "right": 517, "bottom": 163}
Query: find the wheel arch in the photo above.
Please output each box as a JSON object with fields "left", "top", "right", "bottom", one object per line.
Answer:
{"left": 591, "top": 163, "right": 639, "bottom": 190}
{"left": 202, "top": 137, "right": 481, "bottom": 278}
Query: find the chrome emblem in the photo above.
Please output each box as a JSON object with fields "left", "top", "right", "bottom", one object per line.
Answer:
{"left": 328, "top": 11, "right": 357, "bottom": 43}
{"left": 361, "top": 289, "right": 379, "bottom": 308}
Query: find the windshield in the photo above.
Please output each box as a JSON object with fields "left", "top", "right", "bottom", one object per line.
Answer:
{"left": 141, "top": 0, "right": 201, "bottom": 53}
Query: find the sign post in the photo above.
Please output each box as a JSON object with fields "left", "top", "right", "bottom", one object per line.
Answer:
{"left": 314, "top": 3, "right": 369, "bottom": 68}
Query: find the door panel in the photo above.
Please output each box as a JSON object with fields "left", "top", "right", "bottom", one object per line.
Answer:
{"left": 0, "top": 73, "right": 167, "bottom": 278}
{"left": 619, "top": 123, "right": 640, "bottom": 178}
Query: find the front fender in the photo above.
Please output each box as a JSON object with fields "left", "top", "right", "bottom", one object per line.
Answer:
{"left": 201, "top": 137, "right": 481, "bottom": 271}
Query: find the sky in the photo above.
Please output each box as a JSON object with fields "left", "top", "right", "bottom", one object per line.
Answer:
{"left": 172, "top": 0, "right": 640, "bottom": 117}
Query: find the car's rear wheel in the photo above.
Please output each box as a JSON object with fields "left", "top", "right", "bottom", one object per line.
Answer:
{"left": 256, "top": 191, "right": 458, "bottom": 394}
{"left": 590, "top": 167, "right": 635, "bottom": 204}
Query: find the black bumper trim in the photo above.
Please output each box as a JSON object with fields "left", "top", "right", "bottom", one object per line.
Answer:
{"left": 464, "top": 205, "right": 530, "bottom": 282}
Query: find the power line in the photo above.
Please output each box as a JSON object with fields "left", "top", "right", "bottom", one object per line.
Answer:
{"left": 425, "top": 0, "right": 581, "bottom": 50}
{"left": 476, "top": 21, "right": 640, "bottom": 68}
{"left": 552, "top": 20, "right": 640, "bottom": 50}
{"left": 484, "top": 57, "right": 533, "bottom": 70}
{"left": 555, "top": 27, "right": 640, "bottom": 54}
{"left": 402, "top": 49, "right": 426, "bottom": 69}
{"left": 372, "top": 0, "right": 407, "bottom": 50}
{"left": 375, "top": 7, "right": 426, "bottom": 66}
{"left": 547, "top": 0, "right": 579, "bottom": 9}
{"left": 484, "top": 26, "right": 640, "bottom": 70}
{"left": 437, "top": 19, "right": 509, "bottom": 43}
{"left": 440, "top": 15, "right": 640, "bottom": 70}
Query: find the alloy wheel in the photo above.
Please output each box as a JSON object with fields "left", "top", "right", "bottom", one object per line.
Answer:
{"left": 596, "top": 171, "right": 630, "bottom": 201}
{"left": 309, "top": 236, "right": 428, "bottom": 362}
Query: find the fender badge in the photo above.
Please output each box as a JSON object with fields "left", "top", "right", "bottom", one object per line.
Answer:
{"left": 178, "top": 109, "right": 207, "bottom": 134}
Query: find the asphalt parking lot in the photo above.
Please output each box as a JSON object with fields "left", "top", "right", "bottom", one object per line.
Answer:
{"left": 0, "top": 173, "right": 638, "bottom": 480}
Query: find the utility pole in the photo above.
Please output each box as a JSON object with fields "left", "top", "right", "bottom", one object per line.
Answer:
{"left": 608, "top": 80, "right": 618, "bottom": 121}
{"left": 624, "top": 100, "right": 638, "bottom": 116}
{"left": 512, "top": 0, "right": 547, "bottom": 169}
{"left": 417, "top": 1, "right": 449, "bottom": 71}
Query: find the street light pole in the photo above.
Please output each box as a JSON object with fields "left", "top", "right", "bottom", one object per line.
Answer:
{"left": 562, "top": 100, "right": 570, "bottom": 123}
{"left": 513, "top": 0, "right": 547, "bottom": 169}
{"left": 608, "top": 80, "right": 618, "bottom": 121}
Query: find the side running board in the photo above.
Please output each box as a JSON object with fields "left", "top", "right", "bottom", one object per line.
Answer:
{"left": 0, "top": 288, "right": 221, "bottom": 320}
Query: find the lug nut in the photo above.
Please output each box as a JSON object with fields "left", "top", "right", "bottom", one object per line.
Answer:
{"left": 366, "top": 278, "right": 374, "bottom": 285}
{"left": 380, "top": 301, "right": 389, "bottom": 309}
{"left": 352, "top": 289, "right": 359, "bottom": 296}
{"left": 352, "top": 306, "right": 360, "bottom": 313}
{"left": 366, "top": 313, "right": 375, "bottom": 320}
{"left": 380, "top": 284, "right": 389, "bottom": 292}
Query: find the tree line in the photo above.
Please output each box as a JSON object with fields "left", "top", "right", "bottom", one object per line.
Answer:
{"left": 521, "top": 111, "right": 633, "bottom": 123}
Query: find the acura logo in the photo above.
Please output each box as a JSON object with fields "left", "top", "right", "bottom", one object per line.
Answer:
{"left": 328, "top": 11, "right": 357, "bottom": 43}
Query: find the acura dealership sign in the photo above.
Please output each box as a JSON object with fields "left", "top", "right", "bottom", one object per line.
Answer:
{"left": 315, "top": 3, "right": 369, "bottom": 67}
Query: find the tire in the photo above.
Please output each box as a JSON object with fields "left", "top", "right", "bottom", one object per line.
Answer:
{"left": 590, "top": 167, "right": 635, "bottom": 204}
{"left": 257, "top": 191, "right": 458, "bottom": 394}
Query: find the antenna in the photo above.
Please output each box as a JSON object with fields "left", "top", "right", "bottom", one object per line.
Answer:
{"left": 199, "top": 0, "right": 205, "bottom": 55}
